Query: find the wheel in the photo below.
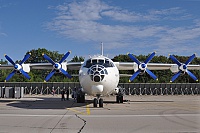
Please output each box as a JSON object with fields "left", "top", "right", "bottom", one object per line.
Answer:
{"left": 99, "top": 98, "right": 103, "bottom": 108}
{"left": 93, "top": 98, "right": 98, "bottom": 107}
{"left": 120, "top": 96, "right": 123, "bottom": 103}
{"left": 80, "top": 94, "right": 85, "bottom": 103}
{"left": 77, "top": 94, "right": 80, "bottom": 103}
{"left": 116, "top": 95, "right": 119, "bottom": 103}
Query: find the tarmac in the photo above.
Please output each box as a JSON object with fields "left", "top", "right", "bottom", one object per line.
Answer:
{"left": 0, "top": 94, "right": 200, "bottom": 133}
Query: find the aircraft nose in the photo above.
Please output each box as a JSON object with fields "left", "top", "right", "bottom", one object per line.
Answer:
{"left": 88, "top": 65, "right": 107, "bottom": 82}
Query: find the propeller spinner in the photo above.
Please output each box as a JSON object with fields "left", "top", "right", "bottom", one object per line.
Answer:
{"left": 169, "top": 54, "right": 198, "bottom": 82}
{"left": 43, "top": 51, "right": 72, "bottom": 82}
{"left": 128, "top": 52, "right": 158, "bottom": 82}
{"left": 4, "top": 53, "right": 31, "bottom": 82}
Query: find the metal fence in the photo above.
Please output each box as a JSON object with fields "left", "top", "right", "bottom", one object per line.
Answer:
{"left": 118, "top": 83, "right": 200, "bottom": 95}
{"left": 0, "top": 82, "right": 199, "bottom": 95}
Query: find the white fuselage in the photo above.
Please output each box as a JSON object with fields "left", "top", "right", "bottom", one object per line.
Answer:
{"left": 79, "top": 55, "right": 119, "bottom": 96}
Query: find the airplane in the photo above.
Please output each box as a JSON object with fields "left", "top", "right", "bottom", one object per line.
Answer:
{"left": 0, "top": 46, "right": 200, "bottom": 107}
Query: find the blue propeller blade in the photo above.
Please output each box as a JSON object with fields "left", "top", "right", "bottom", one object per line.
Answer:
{"left": 169, "top": 54, "right": 197, "bottom": 82}
{"left": 4, "top": 54, "right": 31, "bottom": 81}
{"left": 60, "top": 68, "right": 72, "bottom": 79}
{"left": 128, "top": 53, "right": 140, "bottom": 65}
{"left": 4, "top": 55, "right": 15, "bottom": 66}
{"left": 59, "top": 51, "right": 71, "bottom": 64}
{"left": 5, "top": 70, "right": 16, "bottom": 81}
{"left": 144, "top": 52, "right": 156, "bottom": 64}
{"left": 146, "top": 68, "right": 157, "bottom": 80}
{"left": 20, "top": 69, "right": 31, "bottom": 80}
{"left": 187, "top": 70, "right": 198, "bottom": 81}
{"left": 169, "top": 55, "right": 181, "bottom": 66}
{"left": 43, "top": 54, "right": 55, "bottom": 65}
{"left": 43, "top": 51, "right": 72, "bottom": 81}
{"left": 20, "top": 53, "right": 31, "bottom": 65}
{"left": 128, "top": 52, "right": 157, "bottom": 82}
{"left": 171, "top": 71, "right": 181, "bottom": 82}
{"left": 45, "top": 69, "right": 56, "bottom": 82}
{"left": 185, "top": 54, "right": 196, "bottom": 65}
{"left": 129, "top": 70, "right": 140, "bottom": 82}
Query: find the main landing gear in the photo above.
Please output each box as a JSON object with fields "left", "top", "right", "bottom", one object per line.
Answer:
{"left": 93, "top": 94, "right": 103, "bottom": 108}
{"left": 76, "top": 90, "right": 85, "bottom": 103}
{"left": 116, "top": 95, "right": 123, "bottom": 103}
{"left": 116, "top": 87, "right": 125, "bottom": 103}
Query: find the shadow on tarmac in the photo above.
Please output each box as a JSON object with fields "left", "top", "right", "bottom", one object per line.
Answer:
{"left": 4, "top": 95, "right": 174, "bottom": 109}
{"left": 5, "top": 96, "right": 93, "bottom": 109}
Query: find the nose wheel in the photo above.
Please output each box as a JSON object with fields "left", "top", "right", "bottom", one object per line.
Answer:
{"left": 93, "top": 95, "right": 103, "bottom": 108}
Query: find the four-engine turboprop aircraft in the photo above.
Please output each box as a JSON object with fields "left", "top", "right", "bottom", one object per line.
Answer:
{"left": 0, "top": 50, "right": 200, "bottom": 107}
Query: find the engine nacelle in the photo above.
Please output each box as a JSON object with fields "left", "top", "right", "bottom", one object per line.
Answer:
{"left": 170, "top": 65, "right": 179, "bottom": 73}
{"left": 55, "top": 63, "right": 67, "bottom": 73}
{"left": 133, "top": 63, "right": 139, "bottom": 72}
{"left": 21, "top": 64, "right": 30, "bottom": 73}
{"left": 133, "top": 64, "right": 145, "bottom": 75}
{"left": 61, "top": 63, "right": 67, "bottom": 71}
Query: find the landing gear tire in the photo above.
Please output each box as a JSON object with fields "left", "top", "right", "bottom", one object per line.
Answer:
{"left": 80, "top": 95, "right": 85, "bottom": 103}
{"left": 77, "top": 94, "right": 80, "bottom": 103}
{"left": 99, "top": 98, "right": 103, "bottom": 108}
{"left": 120, "top": 96, "right": 123, "bottom": 103}
{"left": 116, "top": 95, "right": 123, "bottom": 103}
{"left": 116, "top": 95, "right": 119, "bottom": 103}
{"left": 93, "top": 98, "right": 98, "bottom": 107}
{"left": 76, "top": 93, "right": 85, "bottom": 103}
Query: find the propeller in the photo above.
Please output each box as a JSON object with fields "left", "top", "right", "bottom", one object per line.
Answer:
{"left": 43, "top": 51, "right": 72, "bottom": 82}
{"left": 128, "top": 52, "right": 158, "bottom": 82}
{"left": 4, "top": 53, "right": 31, "bottom": 82}
{"left": 169, "top": 54, "right": 198, "bottom": 82}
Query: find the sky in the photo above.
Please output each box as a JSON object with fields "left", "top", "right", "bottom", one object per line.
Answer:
{"left": 1, "top": 0, "right": 200, "bottom": 61}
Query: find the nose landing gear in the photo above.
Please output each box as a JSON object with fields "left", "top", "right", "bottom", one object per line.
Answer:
{"left": 93, "top": 94, "right": 103, "bottom": 108}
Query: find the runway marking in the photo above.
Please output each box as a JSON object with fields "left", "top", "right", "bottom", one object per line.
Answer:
{"left": 86, "top": 104, "right": 91, "bottom": 115}
{"left": 66, "top": 108, "right": 86, "bottom": 115}
{"left": 66, "top": 104, "right": 90, "bottom": 115}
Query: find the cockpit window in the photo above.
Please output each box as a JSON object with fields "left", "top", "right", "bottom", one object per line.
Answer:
{"left": 92, "top": 59, "right": 97, "bottom": 65}
{"left": 83, "top": 58, "right": 114, "bottom": 68}
{"left": 84, "top": 59, "right": 92, "bottom": 68}
{"left": 99, "top": 59, "right": 104, "bottom": 65}
{"left": 104, "top": 59, "right": 114, "bottom": 67}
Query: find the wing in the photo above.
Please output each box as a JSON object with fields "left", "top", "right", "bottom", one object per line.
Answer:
{"left": 0, "top": 62, "right": 84, "bottom": 71}
{"left": 114, "top": 62, "right": 200, "bottom": 71}
{"left": 66, "top": 62, "right": 84, "bottom": 70}
{"left": 0, "top": 64, "right": 13, "bottom": 69}
{"left": 114, "top": 62, "right": 172, "bottom": 70}
{"left": 28, "top": 62, "right": 84, "bottom": 70}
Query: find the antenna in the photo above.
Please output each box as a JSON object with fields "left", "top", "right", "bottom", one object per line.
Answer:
{"left": 101, "top": 42, "right": 103, "bottom": 56}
